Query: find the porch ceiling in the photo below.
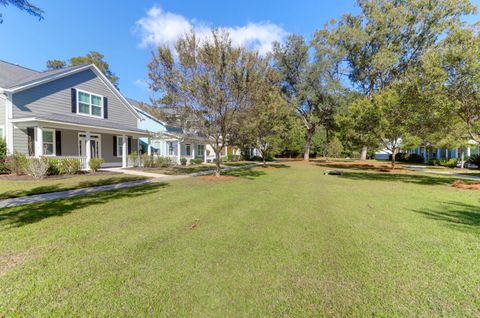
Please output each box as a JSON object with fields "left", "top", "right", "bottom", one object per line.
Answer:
{"left": 11, "top": 114, "right": 150, "bottom": 137}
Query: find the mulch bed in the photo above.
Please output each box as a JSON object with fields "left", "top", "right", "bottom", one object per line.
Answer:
{"left": 452, "top": 180, "right": 480, "bottom": 190}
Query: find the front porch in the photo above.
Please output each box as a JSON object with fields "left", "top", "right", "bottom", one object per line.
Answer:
{"left": 11, "top": 118, "right": 149, "bottom": 170}
{"left": 145, "top": 133, "right": 215, "bottom": 164}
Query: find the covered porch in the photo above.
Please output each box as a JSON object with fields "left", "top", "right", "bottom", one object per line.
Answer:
{"left": 146, "top": 132, "right": 215, "bottom": 164}
{"left": 11, "top": 117, "right": 149, "bottom": 170}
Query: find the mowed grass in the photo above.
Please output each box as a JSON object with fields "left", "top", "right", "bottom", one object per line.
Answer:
{"left": 0, "top": 173, "right": 147, "bottom": 200}
{"left": 1, "top": 162, "right": 480, "bottom": 316}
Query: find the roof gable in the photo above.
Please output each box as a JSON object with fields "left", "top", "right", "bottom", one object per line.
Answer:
{"left": 5, "top": 63, "right": 140, "bottom": 120}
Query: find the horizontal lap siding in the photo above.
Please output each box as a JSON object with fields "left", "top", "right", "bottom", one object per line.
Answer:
{"left": 12, "top": 69, "right": 138, "bottom": 129}
{"left": 13, "top": 127, "right": 28, "bottom": 154}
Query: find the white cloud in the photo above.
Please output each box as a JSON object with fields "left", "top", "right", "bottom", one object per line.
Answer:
{"left": 133, "top": 79, "right": 149, "bottom": 91}
{"left": 135, "top": 5, "right": 287, "bottom": 55}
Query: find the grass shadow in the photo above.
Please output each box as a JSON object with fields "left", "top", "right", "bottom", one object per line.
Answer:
{"left": 412, "top": 201, "right": 480, "bottom": 234}
{"left": 340, "top": 171, "right": 456, "bottom": 186}
{"left": 0, "top": 176, "right": 147, "bottom": 200}
{"left": 223, "top": 167, "right": 267, "bottom": 180}
{"left": 0, "top": 183, "right": 167, "bottom": 228}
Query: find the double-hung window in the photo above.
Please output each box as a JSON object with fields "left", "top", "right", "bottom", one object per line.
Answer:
{"left": 78, "top": 90, "right": 103, "bottom": 118}
{"left": 42, "top": 129, "right": 55, "bottom": 156}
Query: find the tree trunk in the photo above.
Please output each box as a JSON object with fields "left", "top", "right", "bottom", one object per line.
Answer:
{"left": 304, "top": 127, "right": 315, "bottom": 161}
{"left": 215, "top": 150, "right": 221, "bottom": 177}
{"left": 461, "top": 148, "right": 465, "bottom": 169}
{"left": 360, "top": 145, "right": 368, "bottom": 161}
{"left": 391, "top": 148, "right": 397, "bottom": 170}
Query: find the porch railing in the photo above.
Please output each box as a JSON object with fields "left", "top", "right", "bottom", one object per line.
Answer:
{"left": 56, "top": 156, "right": 89, "bottom": 170}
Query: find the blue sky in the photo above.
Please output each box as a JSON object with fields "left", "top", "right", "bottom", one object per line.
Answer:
{"left": 0, "top": 0, "right": 478, "bottom": 102}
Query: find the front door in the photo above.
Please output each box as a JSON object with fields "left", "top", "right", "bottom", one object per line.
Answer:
{"left": 78, "top": 134, "right": 101, "bottom": 158}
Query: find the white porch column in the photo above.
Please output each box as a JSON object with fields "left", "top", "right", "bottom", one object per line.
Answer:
{"left": 455, "top": 148, "right": 459, "bottom": 158}
{"left": 204, "top": 146, "right": 207, "bottom": 163}
{"left": 467, "top": 146, "right": 471, "bottom": 157}
{"left": 122, "top": 134, "right": 127, "bottom": 168}
{"left": 34, "top": 126, "right": 43, "bottom": 158}
{"left": 191, "top": 143, "right": 195, "bottom": 160}
{"left": 85, "top": 131, "right": 92, "bottom": 170}
{"left": 147, "top": 144, "right": 152, "bottom": 156}
{"left": 177, "top": 141, "right": 181, "bottom": 164}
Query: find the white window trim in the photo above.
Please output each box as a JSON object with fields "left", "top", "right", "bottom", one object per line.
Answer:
{"left": 78, "top": 133, "right": 102, "bottom": 158}
{"left": 77, "top": 89, "right": 104, "bottom": 119}
{"left": 0, "top": 125, "right": 4, "bottom": 140}
{"left": 116, "top": 136, "right": 124, "bottom": 158}
{"left": 42, "top": 128, "right": 56, "bottom": 157}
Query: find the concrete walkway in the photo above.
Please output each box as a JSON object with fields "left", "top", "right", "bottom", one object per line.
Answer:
{"left": 406, "top": 165, "right": 480, "bottom": 181}
{"left": 0, "top": 163, "right": 259, "bottom": 209}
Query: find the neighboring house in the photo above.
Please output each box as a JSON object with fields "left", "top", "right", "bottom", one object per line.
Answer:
{"left": 128, "top": 99, "right": 216, "bottom": 164}
{"left": 406, "top": 141, "right": 480, "bottom": 163}
{"left": 0, "top": 60, "right": 149, "bottom": 170}
{"left": 375, "top": 140, "right": 480, "bottom": 163}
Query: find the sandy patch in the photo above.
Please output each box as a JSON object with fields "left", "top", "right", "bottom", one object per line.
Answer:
{"left": 452, "top": 180, "right": 480, "bottom": 190}
{"left": 0, "top": 250, "right": 34, "bottom": 276}
{"left": 198, "top": 175, "right": 236, "bottom": 182}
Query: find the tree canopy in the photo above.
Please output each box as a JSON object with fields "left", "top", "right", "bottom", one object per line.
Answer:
{"left": 46, "top": 51, "right": 119, "bottom": 88}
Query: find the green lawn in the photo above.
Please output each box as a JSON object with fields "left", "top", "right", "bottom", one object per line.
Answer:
{"left": 131, "top": 161, "right": 256, "bottom": 175}
{"left": 1, "top": 163, "right": 480, "bottom": 316}
{"left": 0, "top": 173, "right": 147, "bottom": 200}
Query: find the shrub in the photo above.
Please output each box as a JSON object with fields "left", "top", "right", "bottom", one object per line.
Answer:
{"left": 388, "top": 153, "right": 424, "bottom": 163}
{"left": 25, "top": 157, "right": 50, "bottom": 179}
{"left": 46, "top": 158, "right": 82, "bottom": 175}
{"left": 467, "top": 154, "right": 480, "bottom": 168}
{"left": 141, "top": 154, "right": 154, "bottom": 168}
{"left": 89, "top": 157, "right": 104, "bottom": 173}
{"left": 190, "top": 158, "right": 203, "bottom": 165}
{"left": 5, "top": 152, "right": 27, "bottom": 175}
{"left": 428, "top": 158, "right": 438, "bottom": 166}
{"left": 439, "top": 158, "right": 457, "bottom": 168}
{"left": 62, "top": 158, "right": 81, "bottom": 174}
{"left": 129, "top": 151, "right": 140, "bottom": 167}
{"left": 404, "top": 153, "right": 424, "bottom": 163}
{"left": 154, "top": 156, "right": 172, "bottom": 168}
{"left": 0, "top": 138, "right": 7, "bottom": 173}
{"left": 225, "top": 154, "right": 241, "bottom": 162}
{"left": 180, "top": 157, "right": 187, "bottom": 166}
{"left": 47, "top": 158, "right": 64, "bottom": 175}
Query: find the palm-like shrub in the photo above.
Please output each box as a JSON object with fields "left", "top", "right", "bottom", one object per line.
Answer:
{"left": 89, "top": 158, "right": 104, "bottom": 173}
{"left": 467, "top": 154, "right": 480, "bottom": 168}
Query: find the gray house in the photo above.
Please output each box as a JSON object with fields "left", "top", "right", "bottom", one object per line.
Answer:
{"left": 0, "top": 60, "right": 149, "bottom": 169}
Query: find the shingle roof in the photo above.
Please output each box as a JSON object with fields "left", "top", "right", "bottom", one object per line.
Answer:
{"left": 0, "top": 60, "right": 89, "bottom": 89}
{"left": 0, "top": 60, "right": 39, "bottom": 88}
{"left": 15, "top": 112, "right": 147, "bottom": 134}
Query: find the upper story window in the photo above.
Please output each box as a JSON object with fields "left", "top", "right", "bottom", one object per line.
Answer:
{"left": 78, "top": 90, "right": 103, "bottom": 118}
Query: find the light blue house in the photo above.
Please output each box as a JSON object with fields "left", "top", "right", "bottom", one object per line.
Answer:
{"left": 128, "top": 99, "right": 214, "bottom": 164}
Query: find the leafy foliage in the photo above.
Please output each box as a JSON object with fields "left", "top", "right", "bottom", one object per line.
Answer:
{"left": 0, "top": 0, "right": 44, "bottom": 23}
{"left": 148, "top": 30, "right": 263, "bottom": 176}
{"left": 46, "top": 51, "right": 119, "bottom": 87}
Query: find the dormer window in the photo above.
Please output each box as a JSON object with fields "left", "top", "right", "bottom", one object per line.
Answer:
{"left": 78, "top": 90, "right": 103, "bottom": 118}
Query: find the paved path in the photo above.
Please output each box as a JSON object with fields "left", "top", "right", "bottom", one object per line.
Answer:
{"left": 406, "top": 165, "right": 480, "bottom": 181}
{"left": 0, "top": 163, "right": 259, "bottom": 209}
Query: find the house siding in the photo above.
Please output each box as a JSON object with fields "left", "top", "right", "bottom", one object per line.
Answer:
{"left": 0, "top": 97, "right": 5, "bottom": 128}
{"left": 13, "top": 127, "right": 28, "bottom": 154}
{"left": 11, "top": 69, "right": 138, "bottom": 129}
